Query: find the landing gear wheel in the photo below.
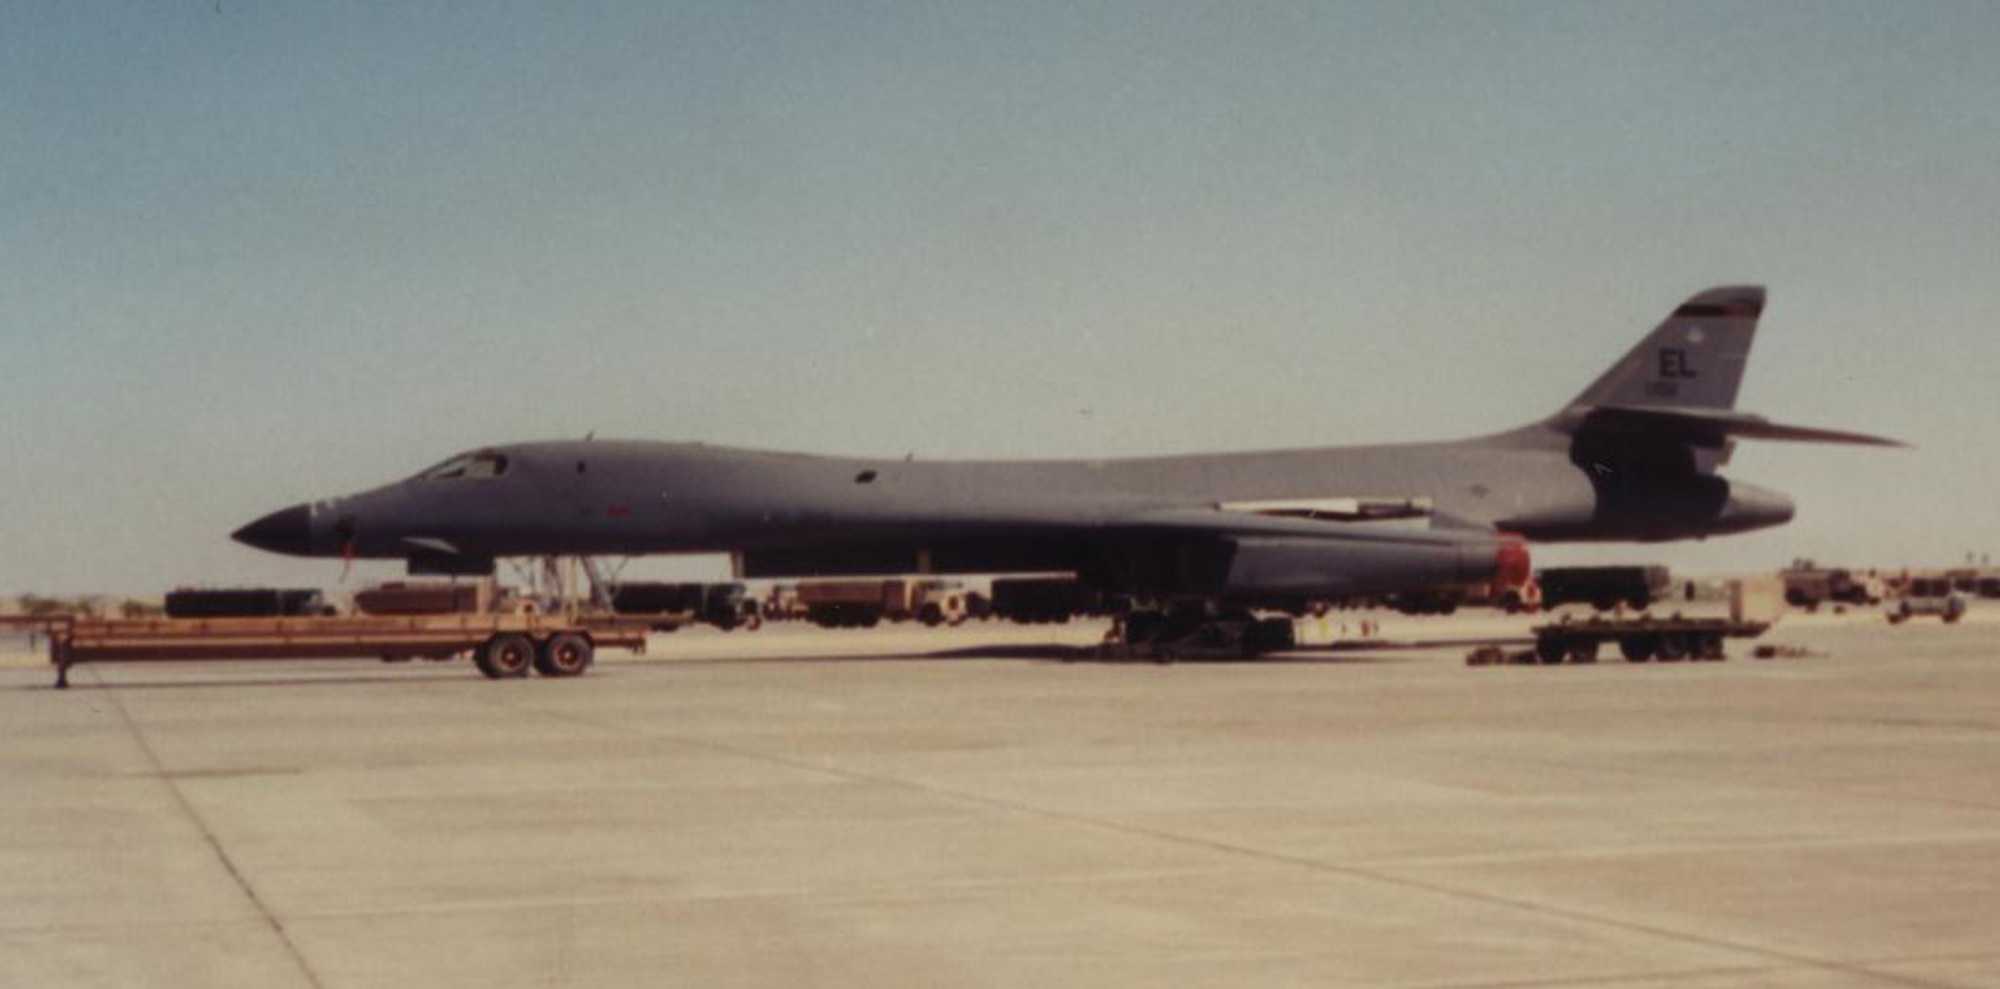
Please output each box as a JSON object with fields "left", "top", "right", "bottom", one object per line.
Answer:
{"left": 534, "top": 633, "right": 594, "bottom": 678}
{"left": 1124, "top": 611, "right": 1163, "bottom": 646}
{"left": 475, "top": 633, "right": 535, "bottom": 679}
{"left": 1248, "top": 617, "right": 1297, "bottom": 654}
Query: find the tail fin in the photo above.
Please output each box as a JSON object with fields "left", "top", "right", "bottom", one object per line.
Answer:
{"left": 1530, "top": 284, "right": 1899, "bottom": 464}
{"left": 1565, "top": 285, "right": 1764, "bottom": 412}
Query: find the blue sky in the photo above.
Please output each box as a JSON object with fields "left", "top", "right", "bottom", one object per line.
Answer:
{"left": 4, "top": 2, "right": 1997, "bottom": 596}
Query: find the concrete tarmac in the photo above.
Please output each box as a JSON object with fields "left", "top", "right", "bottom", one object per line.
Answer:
{"left": 3, "top": 608, "right": 1997, "bottom": 988}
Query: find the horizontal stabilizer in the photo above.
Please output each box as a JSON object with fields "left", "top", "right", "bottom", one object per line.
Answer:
{"left": 1578, "top": 405, "right": 1904, "bottom": 448}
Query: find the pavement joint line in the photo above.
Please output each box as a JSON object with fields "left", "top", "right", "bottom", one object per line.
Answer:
{"left": 92, "top": 666, "right": 327, "bottom": 989}
{"left": 494, "top": 696, "right": 1971, "bottom": 989}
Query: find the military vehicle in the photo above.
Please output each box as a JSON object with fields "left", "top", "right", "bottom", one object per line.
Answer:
{"left": 1889, "top": 578, "right": 1967, "bottom": 624}
{"left": 1537, "top": 565, "right": 1671, "bottom": 612}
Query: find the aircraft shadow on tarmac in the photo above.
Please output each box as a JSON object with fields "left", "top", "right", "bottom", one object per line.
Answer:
{"left": 667, "top": 643, "right": 1430, "bottom": 667}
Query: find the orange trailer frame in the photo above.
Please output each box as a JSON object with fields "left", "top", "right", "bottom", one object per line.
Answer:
{"left": 23, "top": 613, "right": 650, "bottom": 688}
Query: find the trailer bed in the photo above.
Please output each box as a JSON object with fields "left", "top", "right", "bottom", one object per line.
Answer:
{"left": 37, "top": 612, "right": 650, "bottom": 687}
{"left": 1525, "top": 614, "right": 1770, "bottom": 664}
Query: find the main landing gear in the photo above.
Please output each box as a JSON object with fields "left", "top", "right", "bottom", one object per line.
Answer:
{"left": 1100, "top": 602, "right": 1296, "bottom": 661}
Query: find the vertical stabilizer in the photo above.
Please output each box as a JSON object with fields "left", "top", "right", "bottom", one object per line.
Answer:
{"left": 1565, "top": 285, "right": 1764, "bottom": 412}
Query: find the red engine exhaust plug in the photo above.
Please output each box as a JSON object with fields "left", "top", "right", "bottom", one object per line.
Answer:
{"left": 1493, "top": 535, "right": 1532, "bottom": 588}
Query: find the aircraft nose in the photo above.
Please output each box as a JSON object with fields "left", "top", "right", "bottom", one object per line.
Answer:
{"left": 231, "top": 503, "right": 315, "bottom": 556}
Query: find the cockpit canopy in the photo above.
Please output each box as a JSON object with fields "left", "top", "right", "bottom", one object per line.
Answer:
{"left": 417, "top": 450, "right": 510, "bottom": 481}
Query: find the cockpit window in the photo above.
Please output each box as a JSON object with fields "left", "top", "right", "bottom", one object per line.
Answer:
{"left": 418, "top": 451, "right": 509, "bottom": 481}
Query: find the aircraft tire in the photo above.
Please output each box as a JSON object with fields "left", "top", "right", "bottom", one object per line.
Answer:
{"left": 534, "top": 633, "right": 593, "bottom": 678}
{"left": 1249, "top": 617, "right": 1297, "bottom": 653}
{"left": 1124, "top": 611, "right": 1163, "bottom": 646}
{"left": 475, "top": 634, "right": 535, "bottom": 679}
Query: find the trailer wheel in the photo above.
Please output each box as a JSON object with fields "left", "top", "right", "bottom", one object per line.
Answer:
{"left": 1620, "top": 636, "right": 1657, "bottom": 662}
{"left": 534, "top": 633, "right": 593, "bottom": 678}
{"left": 1534, "top": 637, "right": 1567, "bottom": 664}
{"left": 1567, "top": 640, "right": 1600, "bottom": 663}
{"left": 1698, "top": 634, "right": 1727, "bottom": 661}
{"left": 475, "top": 634, "right": 535, "bottom": 679}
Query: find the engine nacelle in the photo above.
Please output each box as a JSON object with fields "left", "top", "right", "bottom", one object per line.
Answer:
{"left": 1504, "top": 472, "right": 1794, "bottom": 543}
{"left": 1220, "top": 533, "right": 1527, "bottom": 599}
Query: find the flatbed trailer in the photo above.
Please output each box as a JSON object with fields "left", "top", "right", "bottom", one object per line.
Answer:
{"left": 1526, "top": 614, "right": 1770, "bottom": 664}
{"left": 35, "top": 612, "right": 651, "bottom": 688}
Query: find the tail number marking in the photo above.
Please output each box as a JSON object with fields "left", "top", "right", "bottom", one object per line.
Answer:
{"left": 1658, "top": 348, "right": 1698, "bottom": 380}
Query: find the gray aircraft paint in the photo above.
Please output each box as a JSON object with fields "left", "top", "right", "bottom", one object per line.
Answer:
{"left": 235, "top": 286, "right": 1895, "bottom": 601}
